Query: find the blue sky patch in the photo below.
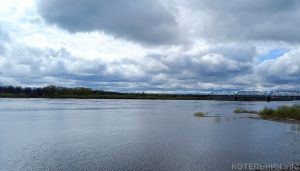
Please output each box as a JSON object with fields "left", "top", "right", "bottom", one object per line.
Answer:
{"left": 257, "top": 48, "right": 290, "bottom": 63}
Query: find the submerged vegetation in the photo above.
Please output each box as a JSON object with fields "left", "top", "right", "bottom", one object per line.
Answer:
{"left": 194, "top": 112, "right": 206, "bottom": 117}
{"left": 234, "top": 105, "right": 300, "bottom": 121}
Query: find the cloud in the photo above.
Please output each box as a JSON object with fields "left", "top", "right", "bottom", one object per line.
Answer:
{"left": 256, "top": 48, "right": 300, "bottom": 85}
{"left": 150, "top": 43, "right": 256, "bottom": 82}
{"left": 0, "top": 43, "right": 150, "bottom": 88}
{"left": 182, "top": 0, "right": 300, "bottom": 42}
{"left": 2, "top": 0, "right": 300, "bottom": 92}
{"left": 0, "top": 26, "right": 9, "bottom": 54}
{"left": 37, "top": 0, "right": 181, "bottom": 45}
{"left": 0, "top": 37, "right": 258, "bottom": 91}
{"left": 38, "top": 0, "right": 300, "bottom": 44}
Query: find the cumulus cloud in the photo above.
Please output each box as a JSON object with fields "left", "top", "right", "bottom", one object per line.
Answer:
{"left": 256, "top": 48, "right": 300, "bottom": 85}
{"left": 37, "top": 0, "right": 181, "bottom": 45}
{"left": 0, "top": 37, "right": 258, "bottom": 91}
{"left": 0, "top": 43, "right": 151, "bottom": 88}
{"left": 143, "top": 44, "right": 256, "bottom": 89}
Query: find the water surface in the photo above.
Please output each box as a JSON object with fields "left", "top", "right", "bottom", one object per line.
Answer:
{"left": 0, "top": 99, "right": 300, "bottom": 170}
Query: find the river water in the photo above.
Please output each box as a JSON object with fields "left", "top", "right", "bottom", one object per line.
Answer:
{"left": 0, "top": 99, "right": 299, "bottom": 170}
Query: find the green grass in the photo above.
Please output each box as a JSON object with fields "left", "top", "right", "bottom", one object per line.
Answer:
{"left": 234, "top": 105, "right": 300, "bottom": 121}
{"left": 233, "top": 108, "right": 258, "bottom": 114}
{"left": 259, "top": 105, "right": 300, "bottom": 120}
{"left": 194, "top": 112, "right": 206, "bottom": 117}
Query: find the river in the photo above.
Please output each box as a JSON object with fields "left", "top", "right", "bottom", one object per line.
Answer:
{"left": 0, "top": 99, "right": 299, "bottom": 170}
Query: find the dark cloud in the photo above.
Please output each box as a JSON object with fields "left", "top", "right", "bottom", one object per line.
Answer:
{"left": 207, "top": 44, "right": 256, "bottom": 62}
{"left": 38, "top": 0, "right": 180, "bottom": 45}
{"left": 147, "top": 44, "right": 256, "bottom": 83}
{"left": 37, "top": 0, "right": 300, "bottom": 44}
{"left": 187, "top": 0, "right": 300, "bottom": 42}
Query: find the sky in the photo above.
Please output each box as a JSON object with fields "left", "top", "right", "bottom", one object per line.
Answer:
{"left": 0, "top": 0, "right": 300, "bottom": 92}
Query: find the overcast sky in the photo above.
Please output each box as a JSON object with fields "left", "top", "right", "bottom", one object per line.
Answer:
{"left": 0, "top": 0, "right": 300, "bottom": 92}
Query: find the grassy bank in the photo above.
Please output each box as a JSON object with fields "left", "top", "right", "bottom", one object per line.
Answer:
{"left": 259, "top": 105, "right": 300, "bottom": 120}
{"left": 234, "top": 105, "right": 300, "bottom": 121}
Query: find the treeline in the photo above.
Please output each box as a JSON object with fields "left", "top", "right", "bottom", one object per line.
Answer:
{"left": 0, "top": 85, "right": 225, "bottom": 100}
{"left": 0, "top": 85, "right": 297, "bottom": 101}
{"left": 0, "top": 85, "right": 123, "bottom": 98}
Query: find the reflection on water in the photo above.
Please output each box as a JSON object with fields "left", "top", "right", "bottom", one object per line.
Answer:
{"left": 0, "top": 99, "right": 300, "bottom": 171}
{"left": 214, "top": 116, "right": 222, "bottom": 123}
{"left": 290, "top": 125, "right": 300, "bottom": 134}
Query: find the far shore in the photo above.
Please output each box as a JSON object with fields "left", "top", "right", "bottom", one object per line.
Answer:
{"left": 0, "top": 95, "right": 299, "bottom": 101}
{"left": 1, "top": 85, "right": 300, "bottom": 101}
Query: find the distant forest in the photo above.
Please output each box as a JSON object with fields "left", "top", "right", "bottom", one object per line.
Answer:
{"left": 0, "top": 85, "right": 296, "bottom": 101}
{"left": 0, "top": 85, "right": 210, "bottom": 100}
